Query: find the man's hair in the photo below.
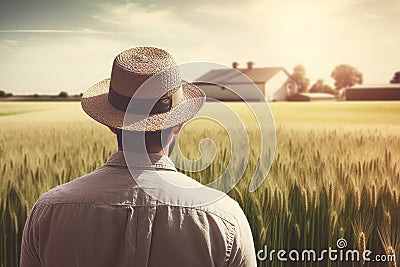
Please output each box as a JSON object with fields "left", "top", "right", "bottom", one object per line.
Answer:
{"left": 115, "top": 128, "right": 174, "bottom": 150}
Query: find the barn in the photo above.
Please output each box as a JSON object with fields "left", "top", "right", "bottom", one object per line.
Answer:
{"left": 287, "top": 92, "right": 336, "bottom": 102}
{"left": 194, "top": 62, "right": 298, "bottom": 101}
{"left": 346, "top": 84, "right": 400, "bottom": 101}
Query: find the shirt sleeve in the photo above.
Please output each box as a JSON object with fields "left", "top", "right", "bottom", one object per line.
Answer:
{"left": 227, "top": 205, "right": 257, "bottom": 267}
{"left": 20, "top": 205, "right": 41, "bottom": 267}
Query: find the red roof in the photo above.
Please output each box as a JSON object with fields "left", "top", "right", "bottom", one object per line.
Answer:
{"left": 196, "top": 67, "right": 291, "bottom": 84}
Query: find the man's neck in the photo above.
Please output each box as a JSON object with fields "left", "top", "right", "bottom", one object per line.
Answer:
{"left": 117, "top": 146, "right": 169, "bottom": 155}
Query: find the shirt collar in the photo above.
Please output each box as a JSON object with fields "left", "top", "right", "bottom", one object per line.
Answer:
{"left": 105, "top": 151, "right": 177, "bottom": 171}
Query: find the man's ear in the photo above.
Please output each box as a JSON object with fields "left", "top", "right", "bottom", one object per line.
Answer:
{"left": 172, "top": 124, "right": 183, "bottom": 135}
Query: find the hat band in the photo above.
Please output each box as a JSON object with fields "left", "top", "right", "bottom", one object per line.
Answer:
{"left": 108, "top": 86, "right": 178, "bottom": 115}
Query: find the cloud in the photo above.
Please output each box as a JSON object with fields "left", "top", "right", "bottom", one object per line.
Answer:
{"left": 0, "top": 28, "right": 106, "bottom": 34}
{"left": 92, "top": 2, "right": 203, "bottom": 39}
{"left": 0, "top": 34, "right": 132, "bottom": 94}
{"left": 0, "top": 0, "right": 399, "bottom": 94}
{"left": 90, "top": 1, "right": 279, "bottom": 63}
{"left": 0, "top": 39, "right": 20, "bottom": 54}
{"left": 1, "top": 39, "right": 20, "bottom": 45}
{"left": 90, "top": 2, "right": 235, "bottom": 63}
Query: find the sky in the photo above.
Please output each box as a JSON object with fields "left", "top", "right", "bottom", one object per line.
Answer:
{"left": 0, "top": 0, "right": 399, "bottom": 95}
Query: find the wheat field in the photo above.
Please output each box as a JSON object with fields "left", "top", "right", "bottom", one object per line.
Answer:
{"left": 1, "top": 101, "right": 400, "bottom": 266}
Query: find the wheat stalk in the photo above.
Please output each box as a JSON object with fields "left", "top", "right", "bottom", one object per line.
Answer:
{"left": 370, "top": 182, "right": 377, "bottom": 209}
{"left": 312, "top": 187, "right": 318, "bottom": 210}
{"left": 358, "top": 232, "right": 366, "bottom": 266}
{"left": 355, "top": 187, "right": 361, "bottom": 212}
{"left": 328, "top": 181, "right": 335, "bottom": 208}
{"left": 387, "top": 246, "right": 397, "bottom": 267}
{"left": 302, "top": 188, "right": 308, "bottom": 213}
{"left": 392, "top": 188, "right": 399, "bottom": 206}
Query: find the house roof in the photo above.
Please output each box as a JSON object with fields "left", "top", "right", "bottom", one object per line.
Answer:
{"left": 195, "top": 67, "right": 290, "bottom": 85}
{"left": 287, "top": 93, "right": 336, "bottom": 101}
{"left": 349, "top": 83, "right": 400, "bottom": 89}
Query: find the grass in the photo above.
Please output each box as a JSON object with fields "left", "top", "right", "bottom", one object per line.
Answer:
{"left": 0, "top": 111, "right": 29, "bottom": 117}
{"left": 0, "top": 96, "right": 82, "bottom": 102}
{"left": 0, "top": 103, "right": 47, "bottom": 117}
{"left": 1, "top": 101, "right": 399, "bottom": 266}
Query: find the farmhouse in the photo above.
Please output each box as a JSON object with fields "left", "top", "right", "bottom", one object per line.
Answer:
{"left": 287, "top": 92, "right": 336, "bottom": 102}
{"left": 194, "top": 62, "right": 298, "bottom": 101}
{"left": 346, "top": 84, "right": 400, "bottom": 100}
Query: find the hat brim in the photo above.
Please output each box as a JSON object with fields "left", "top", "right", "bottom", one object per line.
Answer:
{"left": 81, "top": 78, "right": 205, "bottom": 131}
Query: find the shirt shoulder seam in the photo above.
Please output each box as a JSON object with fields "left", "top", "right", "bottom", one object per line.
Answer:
{"left": 34, "top": 202, "right": 239, "bottom": 226}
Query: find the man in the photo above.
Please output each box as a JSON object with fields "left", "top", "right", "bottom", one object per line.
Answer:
{"left": 20, "top": 47, "right": 256, "bottom": 266}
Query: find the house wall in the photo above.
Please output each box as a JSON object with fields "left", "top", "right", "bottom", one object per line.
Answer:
{"left": 346, "top": 88, "right": 400, "bottom": 100}
{"left": 194, "top": 69, "right": 298, "bottom": 101}
{"left": 195, "top": 83, "right": 265, "bottom": 101}
{"left": 265, "top": 71, "right": 296, "bottom": 101}
{"left": 255, "top": 83, "right": 265, "bottom": 96}
{"left": 287, "top": 93, "right": 336, "bottom": 101}
{"left": 196, "top": 84, "right": 241, "bottom": 101}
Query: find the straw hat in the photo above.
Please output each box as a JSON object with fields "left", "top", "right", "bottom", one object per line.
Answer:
{"left": 81, "top": 47, "right": 205, "bottom": 131}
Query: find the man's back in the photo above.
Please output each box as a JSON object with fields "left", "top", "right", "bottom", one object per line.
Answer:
{"left": 20, "top": 152, "right": 256, "bottom": 267}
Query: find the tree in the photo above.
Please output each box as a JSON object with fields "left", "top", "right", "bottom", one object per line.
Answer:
{"left": 0, "top": 90, "right": 13, "bottom": 97}
{"left": 309, "top": 79, "right": 337, "bottom": 96}
{"left": 331, "top": 64, "right": 363, "bottom": 90}
{"left": 390, "top": 71, "right": 400, "bottom": 83}
{"left": 58, "top": 91, "right": 69, "bottom": 98}
{"left": 322, "top": 84, "right": 336, "bottom": 95}
{"left": 291, "top": 65, "right": 310, "bottom": 93}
